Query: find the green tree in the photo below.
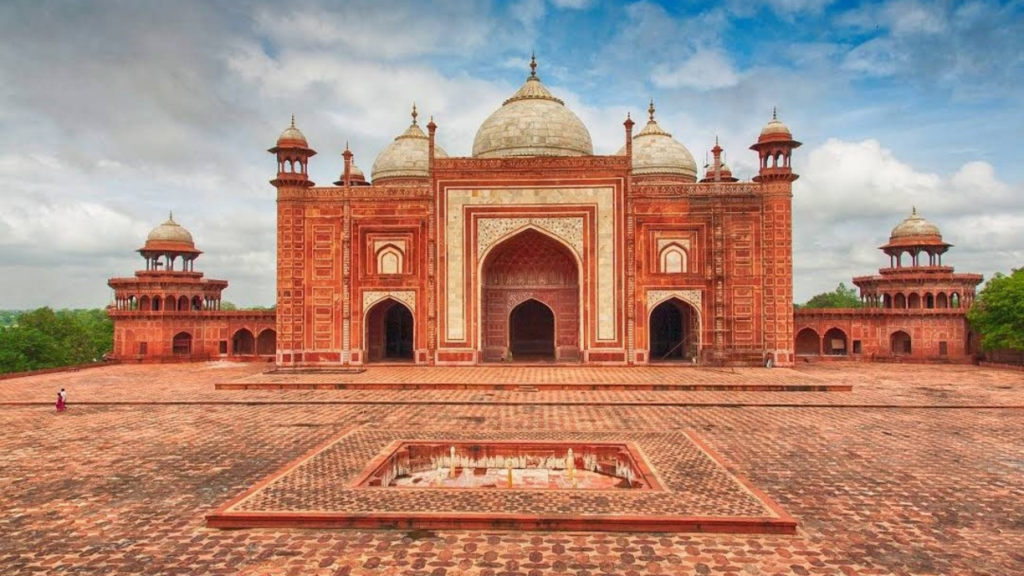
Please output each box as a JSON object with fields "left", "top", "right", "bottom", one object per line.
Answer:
{"left": 800, "top": 282, "right": 862, "bottom": 309}
{"left": 968, "top": 268, "right": 1024, "bottom": 351}
{"left": 0, "top": 307, "right": 114, "bottom": 374}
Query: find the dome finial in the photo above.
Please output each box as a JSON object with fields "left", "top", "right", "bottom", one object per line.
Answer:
{"left": 648, "top": 99, "right": 656, "bottom": 122}
{"left": 912, "top": 206, "right": 917, "bottom": 216}
{"left": 530, "top": 51, "right": 537, "bottom": 78}
{"left": 345, "top": 140, "right": 349, "bottom": 151}
{"left": 168, "top": 210, "right": 174, "bottom": 222}
{"left": 290, "top": 114, "right": 296, "bottom": 128}
{"left": 772, "top": 106, "right": 777, "bottom": 120}
{"left": 411, "top": 102, "right": 418, "bottom": 125}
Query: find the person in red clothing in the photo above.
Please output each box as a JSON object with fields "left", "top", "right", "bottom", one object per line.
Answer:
{"left": 55, "top": 388, "right": 67, "bottom": 412}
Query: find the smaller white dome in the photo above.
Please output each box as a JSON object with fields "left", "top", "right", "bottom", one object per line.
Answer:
{"left": 277, "top": 115, "right": 308, "bottom": 147}
{"left": 616, "top": 102, "right": 697, "bottom": 181}
{"left": 890, "top": 207, "right": 942, "bottom": 240}
{"left": 758, "top": 108, "right": 792, "bottom": 140}
{"left": 145, "top": 213, "right": 194, "bottom": 247}
{"left": 371, "top": 105, "right": 449, "bottom": 182}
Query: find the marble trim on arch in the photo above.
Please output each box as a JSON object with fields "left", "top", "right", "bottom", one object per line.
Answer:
{"left": 444, "top": 187, "right": 616, "bottom": 342}
{"left": 476, "top": 218, "right": 584, "bottom": 260}
{"left": 646, "top": 289, "right": 702, "bottom": 312}
{"left": 363, "top": 290, "right": 416, "bottom": 314}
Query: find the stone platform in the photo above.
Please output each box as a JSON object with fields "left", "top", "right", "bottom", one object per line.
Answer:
{"left": 216, "top": 365, "right": 852, "bottom": 392}
{"left": 2, "top": 362, "right": 1022, "bottom": 575}
{"left": 206, "top": 428, "right": 796, "bottom": 534}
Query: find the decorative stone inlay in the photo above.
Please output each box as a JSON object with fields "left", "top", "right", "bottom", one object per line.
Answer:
{"left": 657, "top": 238, "right": 691, "bottom": 252}
{"left": 373, "top": 239, "right": 407, "bottom": 254}
{"left": 647, "top": 289, "right": 702, "bottom": 312}
{"left": 477, "top": 218, "right": 583, "bottom": 259}
{"left": 363, "top": 290, "right": 415, "bottom": 313}
{"left": 444, "top": 187, "right": 617, "bottom": 342}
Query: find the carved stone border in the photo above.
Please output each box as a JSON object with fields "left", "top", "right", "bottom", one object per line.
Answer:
{"left": 476, "top": 218, "right": 584, "bottom": 260}
{"left": 646, "top": 289, "right": 702, "bottom": 311}
{"left": 363, "top": 290, "right": 416, "bottom": 313}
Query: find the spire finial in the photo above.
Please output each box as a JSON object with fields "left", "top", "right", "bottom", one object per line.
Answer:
{"left": 715, "top": 135, "right": 719, "bottom": 146}
{"left": 169, "top": 210, "right": 174, "bottom": 222}
{"left": 530, "top": 51, "right": 537, "bottom": 78}
{"left": 627, "top": 111, "right": 631, "bottom": 120}
{"left": 290, "top": 114, "right": 296, "bottom": 128}
{"left": 345, "top": 140, "right": 349, "bottom": 151}
{"left": 772, "top": 106, "right": 777, "bottom": 120}
{"left": 648, "top": 99, "right": 655, "bottom": 122}
{"left": 912, "top": 206, "right": 917, "bottom": 216}
{"left": 411, "top": 102, "right": 418, "bottom": 125}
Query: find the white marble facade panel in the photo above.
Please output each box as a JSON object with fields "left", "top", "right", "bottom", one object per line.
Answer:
{"left": 444, "top": 187, "right": 617, "bottom": 342}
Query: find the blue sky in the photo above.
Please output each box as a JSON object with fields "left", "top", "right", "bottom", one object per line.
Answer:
{"left": 0, "top": 0, "right": 1021, "bottom": 308}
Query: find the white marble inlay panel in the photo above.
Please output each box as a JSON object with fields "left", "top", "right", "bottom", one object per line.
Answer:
{"left": 646, "top": 289, "right": 702, "bottom": 311}
{"left": 476, "top": 218, "right": 584, "bottom": 260}
{"left": 445, "top": 187, "right": 616, "bottom": 342}
{"left": 363, "top": 290, "right": 416, "bottom": 313}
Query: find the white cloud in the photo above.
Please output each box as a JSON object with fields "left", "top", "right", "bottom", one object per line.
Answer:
{"left": 792, "top": 139, "right": 1022, "bottom": 301}
{"left": 252, "top": 2, "right": 494, "bottom": 59}
{"left": 651, "top": 49, "right": 740, "bottom": 91}
{"left": 551, "top": 0, "right": 592, "bottom": 8}
{"left": 511, "top": 0, "right": 547, "bottom": 29}
{"left": 840, "top": 0, "right": 946, "bottom": 35}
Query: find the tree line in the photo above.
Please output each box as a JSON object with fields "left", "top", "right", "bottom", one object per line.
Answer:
{"left": 0, "top": 308, "right": 113, "bottom": 374}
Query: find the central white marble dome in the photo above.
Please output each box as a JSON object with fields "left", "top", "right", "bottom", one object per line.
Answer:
{"left": 472, "top": 58, "right": 593, "bottom": 158}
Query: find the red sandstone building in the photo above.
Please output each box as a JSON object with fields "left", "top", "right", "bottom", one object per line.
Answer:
{"left": 794, "top": 209, "right": 982, "bottom": 361}
{"left": 106, "top": 214, "right": 275, "bottom": 362}
{"left": 270, "top": 58, "right": 799, "bottom": 367}
{"left": 106, "top": 58, "right": 984, "bottom": 367}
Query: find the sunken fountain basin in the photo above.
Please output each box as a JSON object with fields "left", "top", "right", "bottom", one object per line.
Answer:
{"left": 206, "top": 429, "right": 797, "bottom": 533}
{"left": 353, "top": 440, "right": 661, "bottom": 490}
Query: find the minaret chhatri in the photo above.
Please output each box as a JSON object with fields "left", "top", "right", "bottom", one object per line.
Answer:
{"left": 751, "top": 108, "right": 802, "bottom": 366}
{"left": 269, "top": 116, "right": 317, "bottom": 366}
{"left": 269, "top": 115, "right": 317, "bottom": 189}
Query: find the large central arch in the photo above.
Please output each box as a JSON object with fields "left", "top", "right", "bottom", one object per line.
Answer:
{"left": 480, "top": 228, "right": 580, "bottom": 362}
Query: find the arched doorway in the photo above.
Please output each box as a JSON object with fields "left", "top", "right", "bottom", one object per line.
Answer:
{"left": 256, "top": 329, "right": 276, "bottom": 355}
{"left": 481, "top": 229, "right": 580, "bottom": 362}
{"left": 172, "top": 332, "right": 192, "bottom": 356}
{"left": 508, "top": 299, "right": 555, "bottom": 360}
{"left": 648, "top": 298, "right": 699, "bottom": 362}
{"left": 232, "top": 329, "right": 255, "bottom": 356}
{"left": 366, "top": 299, "right": 414, "bottom": 362}
{"left": 823, "top": 328, "right": 848, "bottom": 356}
{"left": 795, "top": 328, "right": 820, "bottom": 356}
{"left": 891, "top": 330, "right": 912, "bottom": 356}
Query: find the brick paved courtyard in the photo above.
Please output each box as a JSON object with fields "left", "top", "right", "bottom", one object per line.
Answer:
{"left": 1, "top": 363, "right": 1022, "bottom": 575}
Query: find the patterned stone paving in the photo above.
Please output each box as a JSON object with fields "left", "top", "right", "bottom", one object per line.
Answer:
{"left": 0, "top": 363, "right": 1022, "bottom": 574}
{"left": 211, "top": 429, "right": 792, "bottom": 533}
{"left": 1, "top": 361, "right": 1022, "bottom": 407}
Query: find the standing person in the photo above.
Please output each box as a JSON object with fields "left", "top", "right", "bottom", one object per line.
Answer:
{"left": 56, "top": 388, "right": 67, "bottom": 412}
